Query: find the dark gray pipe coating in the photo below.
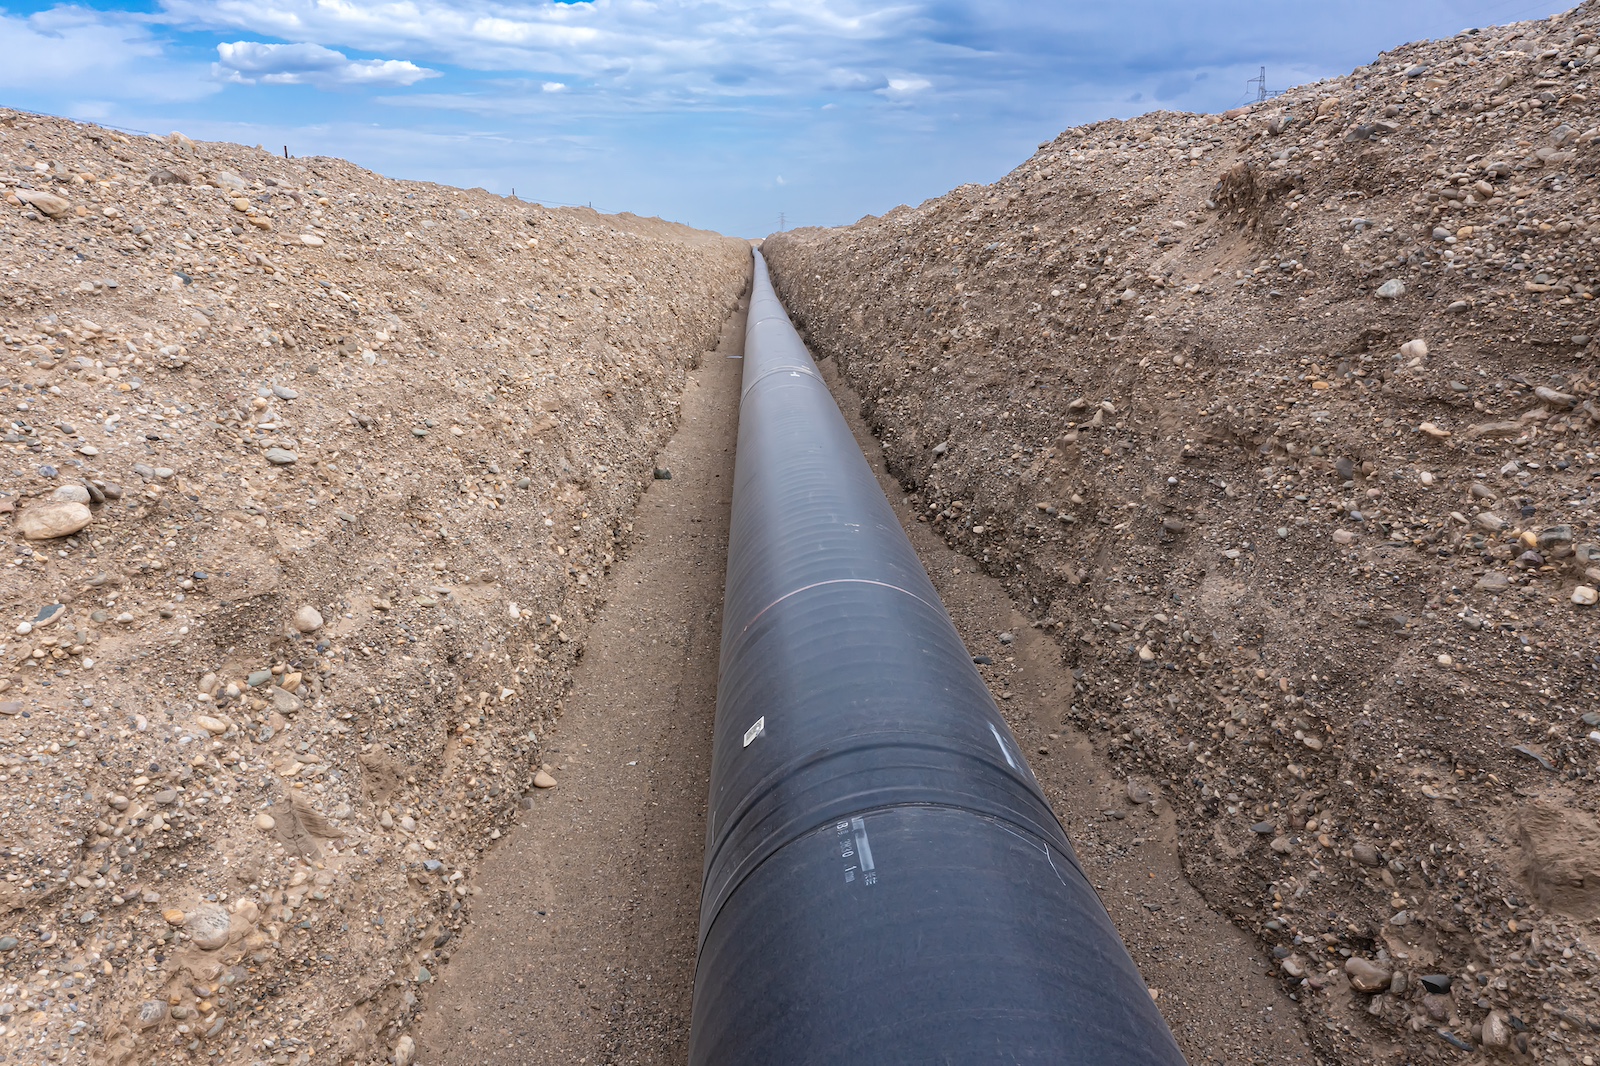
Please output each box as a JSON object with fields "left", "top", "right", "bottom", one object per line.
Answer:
{"left": 688, "top": 249, "right": 1188, "bottom": 1064}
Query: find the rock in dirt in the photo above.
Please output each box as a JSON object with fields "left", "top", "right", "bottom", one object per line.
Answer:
{"left": 293, "top": 605, "right": 324, "bottom": 632}
{"left": 1481, "top": 1009, "right": 1511, "bottom": 1049}
{"left": 534, "top": 770, "right": 558, "bottom": 789}
{"left": 17, "top": 500, "right": 92, "bottom": 539}
{"left": 51, "top": 484, "right": 91, "bottom": 504}
{"left": 1344, "top": 957, "right": 1393, "bottom": 993}
{"left": 14, "top": 189, "right": 71, "bottom": 217}
{"left": 185, "top": 903, "right": 232, "bottom": 950}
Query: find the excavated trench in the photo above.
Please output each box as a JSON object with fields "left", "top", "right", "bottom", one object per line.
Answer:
{"left": 413, "top": 264, "right": 1313, "bottom": 1065}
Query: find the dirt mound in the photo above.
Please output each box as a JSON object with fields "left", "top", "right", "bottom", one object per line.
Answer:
{"left": 766, "top": 3, "right": 1600, "bottom": 1061}
{"left": 0, "top": 108, "right": 746, "bottom": 1064}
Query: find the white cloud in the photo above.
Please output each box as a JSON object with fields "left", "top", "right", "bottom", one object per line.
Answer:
{"left": 878, "top": 75, "right": 931, "bottom": 99}
{"left": 0, "top": 5, "right": 217, "bottom": 103}
{"left": 156, "top": 0, "right": 931, "bottom": 104}
{"left": 541, "top": 81, "right": 567, "bottom": 93}
{"left": 214, "top": 41, "right": 439, "bottom": 88}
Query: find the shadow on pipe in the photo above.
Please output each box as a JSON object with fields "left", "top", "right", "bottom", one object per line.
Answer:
{"left": 689, "top": 249, "right": 1188, "bottom": 1065}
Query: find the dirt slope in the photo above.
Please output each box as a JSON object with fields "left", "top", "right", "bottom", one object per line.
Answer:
{"left": 0, "top": 107, "right": 747, "bottom": 1065}
{"left": 414, "top": 281, "right": 746, "bottom": 1066}
{"left": 765, "top": 4, "right": 1600, "bottom": 1062}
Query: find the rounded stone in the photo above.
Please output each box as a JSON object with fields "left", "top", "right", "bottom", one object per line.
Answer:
{"left": 185, "top": 903, "right": 231, "bottom": 950}
{"left": 18, "top": 501, "right": 92, "bottom": 540}
{"left": 51, "top": 484, "right": 91, "bottom": 504}
{"left": 292, "top": 605, "right": 324, "bottom": 633}
{"left": 1344, "top": 956, "right": 1393, "bottom": 993}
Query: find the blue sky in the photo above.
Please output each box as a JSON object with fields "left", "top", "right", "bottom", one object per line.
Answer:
{"left": 0, "top": 0, "right": 1573, "bottom": 236}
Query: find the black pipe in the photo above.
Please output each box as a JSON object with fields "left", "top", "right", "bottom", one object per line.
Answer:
{"left": 689, "top": 250, "right": 1188, "bottom": 1065}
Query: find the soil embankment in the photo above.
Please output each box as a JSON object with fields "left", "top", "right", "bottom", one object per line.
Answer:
{"left": 765, "top": 4, "right": 1600, "bottom": 1062}
{"left": 414, "top": 285, "right": 747, "bottom": 1066}
{"left": 0, "top": 108, "right": 747, "bottom": 1065}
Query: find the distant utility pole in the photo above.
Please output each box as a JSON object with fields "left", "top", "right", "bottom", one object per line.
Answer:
{"left": 283, "top": 145, "right": 289, "bottom": 159}
{"left": 778, "top": 212, "right": 787, "bottom": 231}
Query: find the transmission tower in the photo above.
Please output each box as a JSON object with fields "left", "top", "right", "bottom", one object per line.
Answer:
{"left": 778, "top": 212, "right": 787, "bottom": 231}
{"left": 1248, "top": 66, "right": 1285, "bottom": 103}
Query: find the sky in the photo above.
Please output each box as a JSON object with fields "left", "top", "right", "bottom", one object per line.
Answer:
{"left": 0, "top": 0, "right": 1575, "bottom": 236}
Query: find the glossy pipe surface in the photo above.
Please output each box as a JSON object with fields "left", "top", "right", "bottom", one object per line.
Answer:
{"left": 688, "top": 249, "right": 1187, "bottom": 1065}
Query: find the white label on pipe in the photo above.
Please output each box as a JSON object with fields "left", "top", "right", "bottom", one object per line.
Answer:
{"left": 742, "top": 716, "right": 766, "bottom": 747}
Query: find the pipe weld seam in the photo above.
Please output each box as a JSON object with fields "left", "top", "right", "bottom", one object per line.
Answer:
{"left": 737, "top": 363, "right": 820, "bottom": 398}
{"left": 698, "top": 800, "right": 1088, "bottom": 951}
{"left": 726, "top": 577, "right": 943, "bottom": 651}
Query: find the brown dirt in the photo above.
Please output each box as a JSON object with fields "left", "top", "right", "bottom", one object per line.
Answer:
{"left": 412, "top": 285, "right": 747, "bottom": 1066}
{"left": 0, "top": 107, "right": 746, "bottom": 1065}
{"left": 764, "top": 4, "right": 1600, "bottom": 1062}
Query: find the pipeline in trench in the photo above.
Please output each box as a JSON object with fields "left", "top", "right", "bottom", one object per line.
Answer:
{"left": 689, "top": 249, "right": 1187, "bottom": 1064}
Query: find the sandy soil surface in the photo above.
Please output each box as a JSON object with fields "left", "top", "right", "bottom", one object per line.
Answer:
{"left": 0, "top": 108, "right": 746, "bottom": 1066}
{"left": 412, "top": 287, "right": 746, "bottom": 1066}
{"left": 765, "top": 4, "right": 1600, "bottom": 1062}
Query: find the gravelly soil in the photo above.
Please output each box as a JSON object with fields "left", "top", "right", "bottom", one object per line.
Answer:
{"left": 413, "top": 285, "right": 747, "bottom": 1066}
{"left": 764, "top": 4, "right": 1600, "bottom": 1062}
{"left": 0, "top": 108, "right": 746, "bottom": 1065}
